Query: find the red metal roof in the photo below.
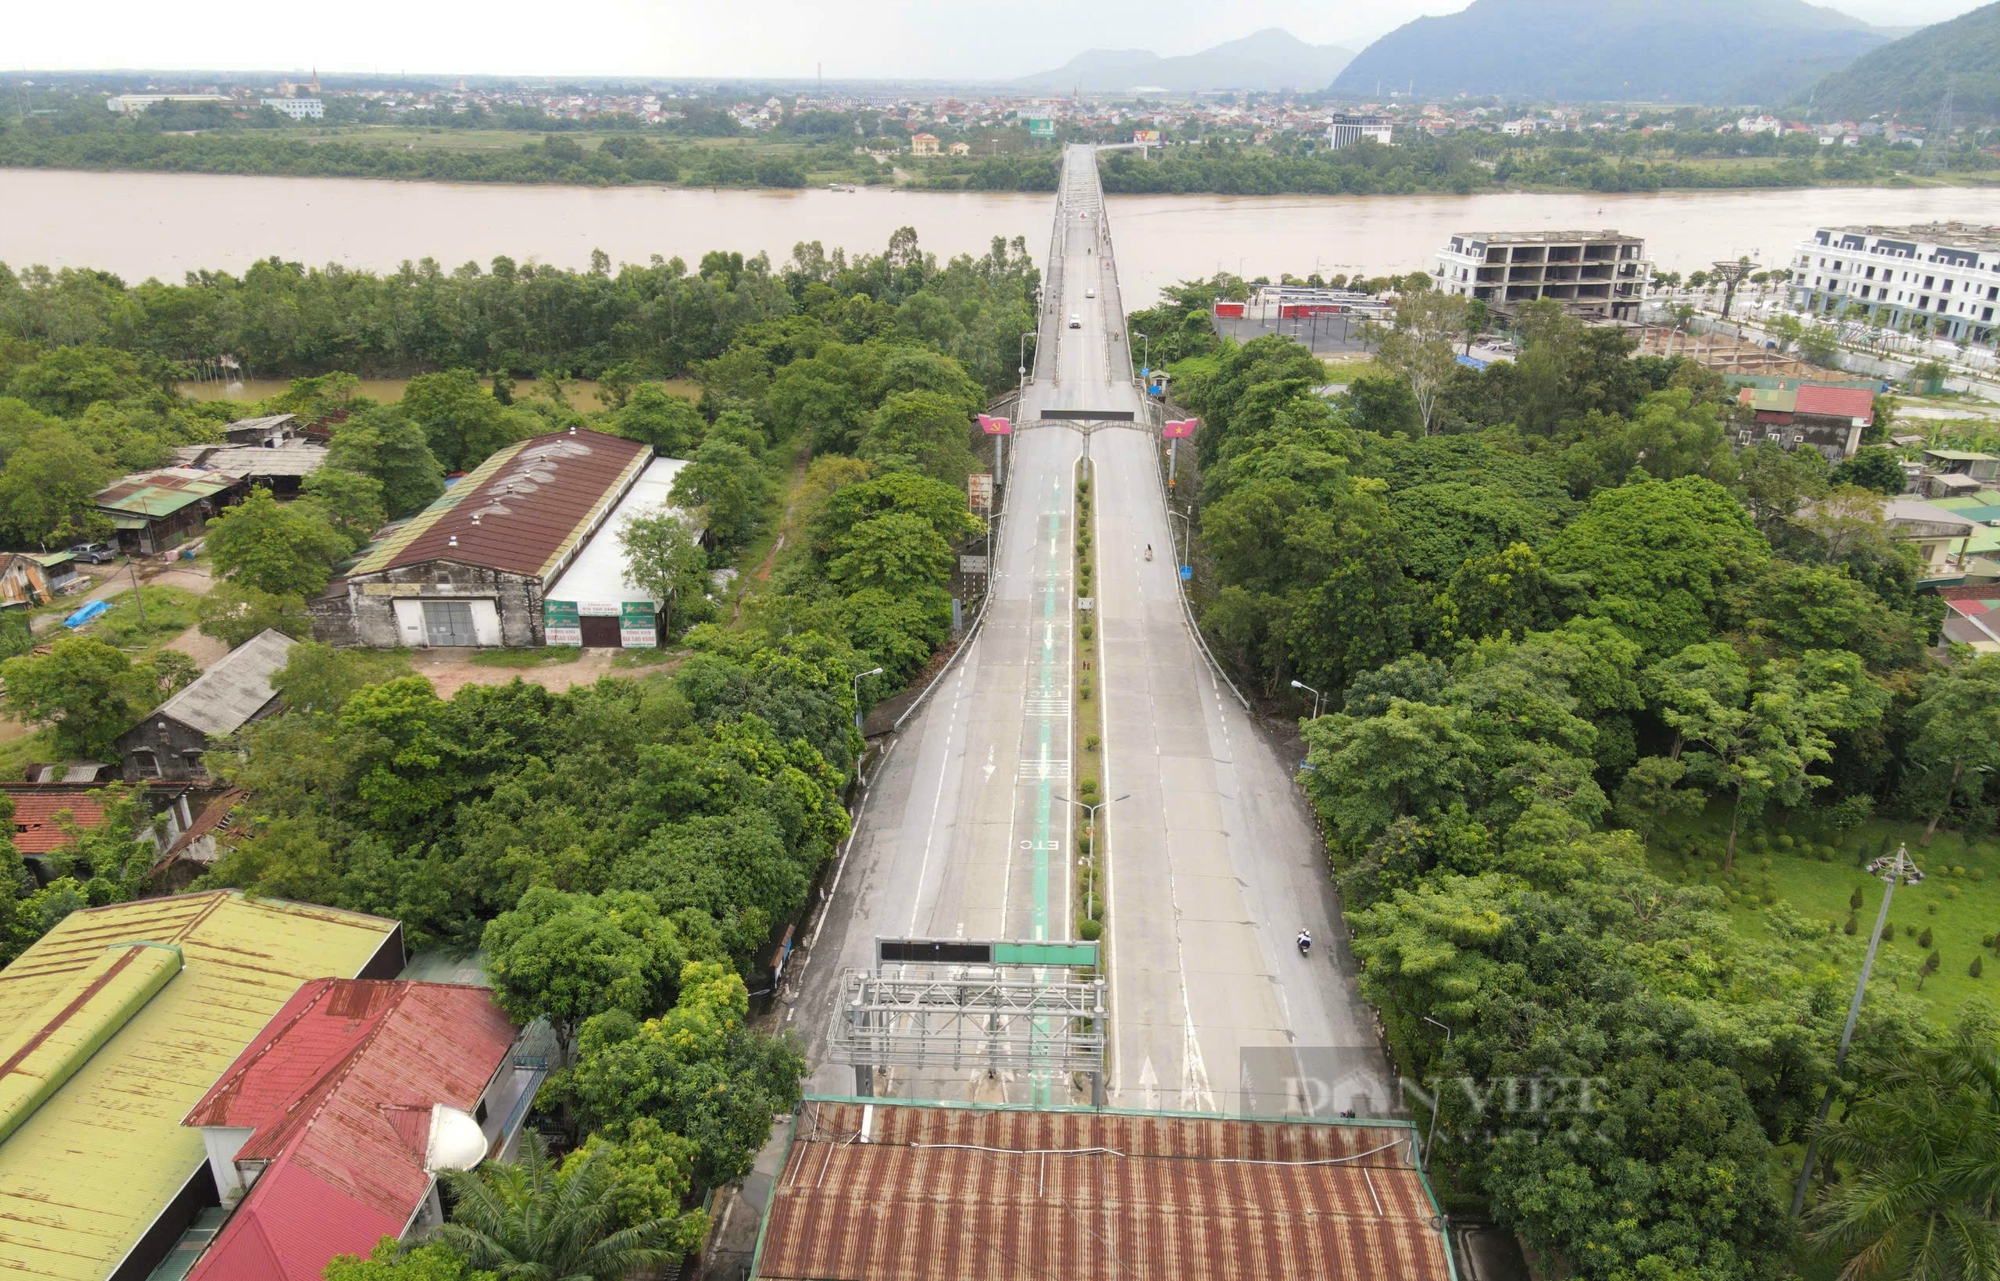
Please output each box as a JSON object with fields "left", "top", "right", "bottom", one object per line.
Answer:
{"left": 1794, "top": 383, "right": 1875, "bottom": 423}
{"left": 183, "top": 979, "right": 518, "bottom": 1281}
{"left": 351, "top": 428, "right": 650, "bottom": 579}
{"left": 755, "top": 1101, "right": 1454, "bottom": 1281}
{"left": 2, "top": 787, "right": 108, "bottom": 855}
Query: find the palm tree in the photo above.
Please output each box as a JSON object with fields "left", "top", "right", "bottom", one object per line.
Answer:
{"left": 1805, "top": 1026, "right": 2000, "bottom": 1281}
{"left": 429, "top": 1132, "right": 679, "bottom": 1281}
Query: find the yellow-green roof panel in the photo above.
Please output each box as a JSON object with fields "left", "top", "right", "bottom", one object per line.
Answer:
{"left": 0, "top": 891, "right": 400, "bottom": 1281}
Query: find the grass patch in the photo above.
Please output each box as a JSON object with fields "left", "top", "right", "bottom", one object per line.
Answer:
{"left": 612, "top": 646, "right": 681, "bottom": 670}
{"left": 469, "top": 646, "right": 582, "bottom": 669}
{"left": 0, "top": 725, "right": 59, "bottom": 779}
{"left": 1320, "top": 356, "right": 1379, "bottom": 383}
{"left": 1652, "top": 805, "right": 2000, "bottom": 1023}
{"left": 83, "top": 586, "right": 202, "bottom": 651}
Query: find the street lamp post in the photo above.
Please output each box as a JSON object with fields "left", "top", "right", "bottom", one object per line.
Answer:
{"left": 1420, "top": 1015, "right": 1453, "bottom": 1171}
{"left": 1134, "top": 331, "right": 1150, "bottom": 384}
{"left": 1793, "top": 842, "right": 1915, "bottom": 1217}
{"left": 851, "top": 667, "right": 884, "bottom": 732}
{"left": 1167, "top": 507, "right": 1189, "bottom": 572}
{"left": 1055, "top": 792, "right": 1129, "bottom": 922}
{"left": 1289, "top": 679, "right": 1324, "bottom": 720}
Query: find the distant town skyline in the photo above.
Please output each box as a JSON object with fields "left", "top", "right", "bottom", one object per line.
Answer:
{"left": 12, "top": 0, "right": 1990, "bottom": 82}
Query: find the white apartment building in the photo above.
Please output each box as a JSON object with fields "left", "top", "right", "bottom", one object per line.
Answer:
{"left": 260, "top": 97, "right": 325, "bottom": 120}
{"left": 1791, "top": 223, "right": 2000, "bottom": 346}
{"left": 1327, "top": 114, "right": 1392, "bottom": 149}
{"left": 1433, "top": 229, "right": 1651, "bottom": 320}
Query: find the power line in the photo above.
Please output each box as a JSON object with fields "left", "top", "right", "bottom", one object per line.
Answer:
{"left": 1922, "top": 78, "right": 1954, "bottom": 176}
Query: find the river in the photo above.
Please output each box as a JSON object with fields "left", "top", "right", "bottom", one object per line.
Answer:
{"left": 2, "top": 168, "right": 1993, "bottom": 306}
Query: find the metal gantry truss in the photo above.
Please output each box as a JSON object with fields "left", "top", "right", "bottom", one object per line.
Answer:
{"left": 828, "top": 959, "right": 1108, "bottom": 1103}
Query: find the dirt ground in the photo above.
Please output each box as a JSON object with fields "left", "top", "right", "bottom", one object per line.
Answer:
{"left": 406, "top": 647, "right": 623, "bottom": 698}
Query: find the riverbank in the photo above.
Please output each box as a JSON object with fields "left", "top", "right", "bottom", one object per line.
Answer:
{"left": 3, "top": 126, "right": 1988, "bottom": 198}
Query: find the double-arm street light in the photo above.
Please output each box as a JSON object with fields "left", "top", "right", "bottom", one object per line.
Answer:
{"left": 1054, "top": 791, "right": 1129, "bottom": 921}
{"left": 1290, "top": 679, "right": 1324, "bottom": 720}
{"left": 852, "top": 667, "right": 883, "bottom": 731}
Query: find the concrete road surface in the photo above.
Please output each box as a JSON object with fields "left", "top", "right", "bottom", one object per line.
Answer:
{"left": 786, "top": 146, "right": 1393, "bottom": 1119}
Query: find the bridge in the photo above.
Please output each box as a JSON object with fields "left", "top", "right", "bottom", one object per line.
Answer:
{"left": 791, "top": 146, "right": 1392, "bottom": 1118}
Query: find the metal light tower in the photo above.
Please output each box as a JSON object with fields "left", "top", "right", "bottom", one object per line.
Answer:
{"left": 1792, "top": 842, "right": 1915, "bottom": 1216}
{"left": 1712, "top": 257, "right": 1756, "bottom": 321}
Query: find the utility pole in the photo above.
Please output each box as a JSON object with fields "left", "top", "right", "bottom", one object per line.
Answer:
{"left": 1792, "top": 843, "right": 1914, "bottom": 1217}
{"left": 129, "top": 560, "right": 146, "bottom": 631}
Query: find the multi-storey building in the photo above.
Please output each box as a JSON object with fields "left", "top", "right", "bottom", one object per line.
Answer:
{"left": 260, "top": 96, "right": 325, "bottom": 120}
{"left": 1791, "top": 223, "right": 2000, "bottom": 346}
{"left": 1432, "top": 229, "right": 1651, "bottom": 320}
{"left": 1326, "top": 114, "right": 1392, "bottom": 149}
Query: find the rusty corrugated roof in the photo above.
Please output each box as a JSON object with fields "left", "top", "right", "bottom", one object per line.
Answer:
{"left": 93, "top": 467, "right": 244, "bottom": 518}
{"left": 754, "top": 1101, "right": 1454, "bottom": 1281}
{"left": 347, "top": 429, "right": 650, "bottom": 579}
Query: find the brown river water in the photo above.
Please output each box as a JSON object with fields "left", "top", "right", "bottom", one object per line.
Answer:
{"left": 2, "top": 168, "right": 1994, "bottom": 306}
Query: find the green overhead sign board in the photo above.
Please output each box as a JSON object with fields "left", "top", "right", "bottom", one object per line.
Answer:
{"left": 876, "top": 937, "right": 1097, "bottom": 968}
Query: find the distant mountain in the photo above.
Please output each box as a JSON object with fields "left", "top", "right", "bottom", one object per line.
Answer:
{"left": 1808, "top": 2, "right": 2000, "bottom": 120}
{"left": 1331, "top": 0, "right": 1889, "bottom": 104}
{"left": 1015, "top": 29, "right": 1355, "bottom": 94}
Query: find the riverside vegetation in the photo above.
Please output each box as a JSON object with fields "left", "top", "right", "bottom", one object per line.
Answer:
{"left": 0, "top": 228, "right": 1032, "bottom": 1275}
{"left": 1150, "top": 274, "right": 2000, "bottom": 1278}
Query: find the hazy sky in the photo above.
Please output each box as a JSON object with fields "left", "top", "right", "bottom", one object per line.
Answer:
{"left": 12, "top": 0, "right": 1989, "bottom": 81}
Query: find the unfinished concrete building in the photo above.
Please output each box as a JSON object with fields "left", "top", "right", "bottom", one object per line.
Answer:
{"left": 1433, "top": 229, "right": 1651, "bottom": 320}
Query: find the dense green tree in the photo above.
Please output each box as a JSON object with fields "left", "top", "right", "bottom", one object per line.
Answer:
{"left": 1649, "top": 644, "right": 1884, "bottom": 868}
{"left": 670, "top": 437, "right": 769, "bottom": 551}
{"left": 1545, "top": 476, "right": 1770, "bottom": 657}
{"left": 196, "top": 582, "right": 310, "bottom": 649}
{"left": 204, "top": 487, "right": 348, "bottom": 597}
{"left": 570, "top": 961, "right": 807, "bottom": 1185}
{"left": 324, "top": 405, "right": 445, "bottom": 517}
{"left": 482, "top": 887, "right": 712, "bottom": 1063}
{"left": 401, "top": 370, "right": 532, "bottom": 472}
{"left": 324, "top": 1241, "right": 493, "bottom": 1281}
{"left": 0, "top": 636, "right": 192, "bottom": 759}
{"left": 1906, "top": 656, "right": 2000, "bottom": 845}
{"left": 618, "top": 510, "right": 711, "bottom": 638}
{"left": 4, "top": 345, "right": 154, "bottom": 417}
{"left": 1831, "top": 446, "right": 1909, "bottom": 495}
{"left": 856, "top": 389, "right": 978, "bottom": 483}
{"left": 610, "top": 384, "right": 705, "bottom": 457}
{"left": 0, "top": 427, "right": 113, "bottom": 546}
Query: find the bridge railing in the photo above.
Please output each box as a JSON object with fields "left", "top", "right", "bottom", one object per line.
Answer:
{"left": 1089, "top": 157, "right": 1138, "bottom": 391}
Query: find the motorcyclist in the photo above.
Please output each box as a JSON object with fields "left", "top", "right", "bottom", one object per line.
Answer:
{"left": 1297, "top": 929, "right": 1312, "bottom": 956}
{"left": 1144, "top": 544, "right": 1153, "bottom": 561}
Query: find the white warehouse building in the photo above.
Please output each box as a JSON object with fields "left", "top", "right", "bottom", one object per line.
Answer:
{"left": 1791, "top": 222, "right": 2000, "bottom": 346}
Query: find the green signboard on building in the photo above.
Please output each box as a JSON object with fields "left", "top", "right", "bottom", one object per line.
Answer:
{"left": 1026, "top": 117, "right": 1056, "bottom": 139}
{"left": 619, "top": 601, "right": 658, "bottom": 648}
{"left": 543, "top": 599, "right": 581, "bottom": 646}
